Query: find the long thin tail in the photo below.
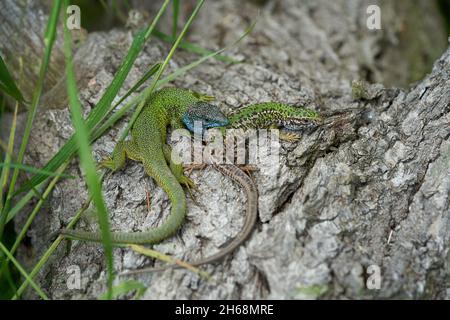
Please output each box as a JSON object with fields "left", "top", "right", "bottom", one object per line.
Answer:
{"left": 62, "top": 159, "right": 186, "bottom": 244}
{"left": 186, "top": 164, "right": 257, "bottom": 265}
{"left": 120, "top": 164, "right": 258, "bottom": 275}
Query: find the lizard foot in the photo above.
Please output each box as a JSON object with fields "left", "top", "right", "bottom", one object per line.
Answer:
{"left": 183, "top": 163, "right": 207, "bottom": 176}
{"left": 179, "top": 174, "right": 196, "bottom": 189}
{"left": 98, "top": 157, "right": 114, "bottom": 170}
{"left": 179, "top": 175, "right": 201, "bottom": 206}
{"left": 279, "top": 132, "right": 301, "bottom": 143}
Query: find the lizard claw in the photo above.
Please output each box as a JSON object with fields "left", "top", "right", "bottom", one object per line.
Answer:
{"left": 191, "top": 90, "right": 215, "bottom": 102}
{"left": 183, "top": 163, "right": 206, "bottom": 176}
{"left": 279, "top": 132, "right": 301, "bottom": 143}
{"left": 179, "top": 175, "right": 201, "bottom": 206}
{"left": 179, "top": 174, "right": 197, "bottom": 190}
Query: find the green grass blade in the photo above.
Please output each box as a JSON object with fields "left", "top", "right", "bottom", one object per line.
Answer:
{"left": 0, "top": 103, "right": 18, "bottom": 294}
{"left": 0, "top": 55, "right": 25, "bottom": 102}
{"left": 6, "top": 183, "right": 44, "bottom": 223}
{"left": 0, "top": 104, "right": 18, "bottom": 214}
{"left": 0, "top": 263, "right": 17, "bottom": 299}
{"left": 98, "top": 280, "right": 147, "bottom": 300}
{"left": 157, "top": 20, "right": 256, "bottom": 87}
{"left": 63, "top": 0, "right": 113, "bottom": 300}
{"left": 0, "top": 0, "right": 62, "bottom": 242}
{"left": 14, "top": 0, "right": 171, "bottom": 197}
{"left": 152, "top": 29, "right": 239, "bottom": 63}
{"left": 0, "top": 242, "right": 48, "bottom": 300}
{"left": 0, "top": 163, "right": 75, "bottom": 179}
{"left": 172, "top": 0, "right": 180, "bottom": 38}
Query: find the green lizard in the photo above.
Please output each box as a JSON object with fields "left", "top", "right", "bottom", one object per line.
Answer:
{"left": 121, "top": 101, "right": 322, "bottom": 274}
{"left": 226, "top": 102, "right": 323, "bottom": 141}
{"left": 61, "top": 87, "right": 229, "bottom": 244}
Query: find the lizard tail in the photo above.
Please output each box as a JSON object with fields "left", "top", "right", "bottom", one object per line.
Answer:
{"left": 62, "top": 159, "right": 186, "bottom": 244}
{"left": 186, "top": 164, "right": 258, "bottom": 265}
{"left": 120, "top": 164, "right": 259, "bottom": 275}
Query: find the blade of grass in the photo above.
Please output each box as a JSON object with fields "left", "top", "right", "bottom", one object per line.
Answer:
{"left": 172, "top": 0, "right": 180, "bottom": 38}
{"left": 0, "top": 163, "right": 75, "bottom": 179}
{"left": 124, "top": 244, "right": 210, "bottom": 279}
{"left": 14, "top": 0, "right": 171, "bottom": 197}
{"left": 0, "top": 91, "right": 4, "bottom": 117}
{"left": 6, "top": 182, "right": 45, "bottom": 223}
{"left": 152, "top": 29, "right": 239, "bottom": 63}
{"left": 4, "top": 68, "right": 159, "bottom": 230}
{"left": 0, "top": 104, "right": 18, "bottom": 215}
{"left": 157, "top": 20, "right": 256, "bottom": 87}
{"left": 1, "top": 56, "right": 162, "bottom": 299}
{"left": 120, "top": 0, "right": 206, "bottom": 141}
{"left": 1, "top": 262, "right": 17, "bottom": 298}
{"left": 98, "top": 280, "right": 147, "bottom": 300}
{"left": 63, "top": 0, "right": 113, "bottom": 299}
{"left": 0, "top": 102, "right": 19, "bottom": 297}
{"left": 0, "top": 55, "right": 25, "bottom": 103}
{"left": 0, "top": 242, "right": 48, "bottom": 300}
{"left": 0, "top": 0, "right": 62, "bottom": 241}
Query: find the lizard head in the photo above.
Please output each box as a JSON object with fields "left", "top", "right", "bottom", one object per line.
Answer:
{"left": 182, "top": 102, "right": 229, "bottom": 135}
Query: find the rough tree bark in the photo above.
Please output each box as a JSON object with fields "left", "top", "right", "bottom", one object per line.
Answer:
{"left": 1, "top": 0, "right": 449, "bottom": 299}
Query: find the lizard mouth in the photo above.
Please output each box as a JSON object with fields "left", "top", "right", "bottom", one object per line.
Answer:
{"left": 205, "top": 118, "right": 229, "bottom": 128}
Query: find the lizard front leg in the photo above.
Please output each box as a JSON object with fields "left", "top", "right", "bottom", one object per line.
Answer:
{"left": 99, "top": 140, "right": 142, "bottom": 171}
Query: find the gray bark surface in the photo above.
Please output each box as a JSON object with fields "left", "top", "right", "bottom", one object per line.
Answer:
{"left": 3, "top": 0, "right": 450, "bottom": 299}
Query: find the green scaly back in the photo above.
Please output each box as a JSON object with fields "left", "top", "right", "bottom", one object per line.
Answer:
{"left": 227, "top": 102, "right": 322, "bottom": 130}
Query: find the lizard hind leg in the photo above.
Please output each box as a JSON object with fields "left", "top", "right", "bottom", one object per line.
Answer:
{"left": 99, "top": 140, "right": 142, "bottom": 171}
